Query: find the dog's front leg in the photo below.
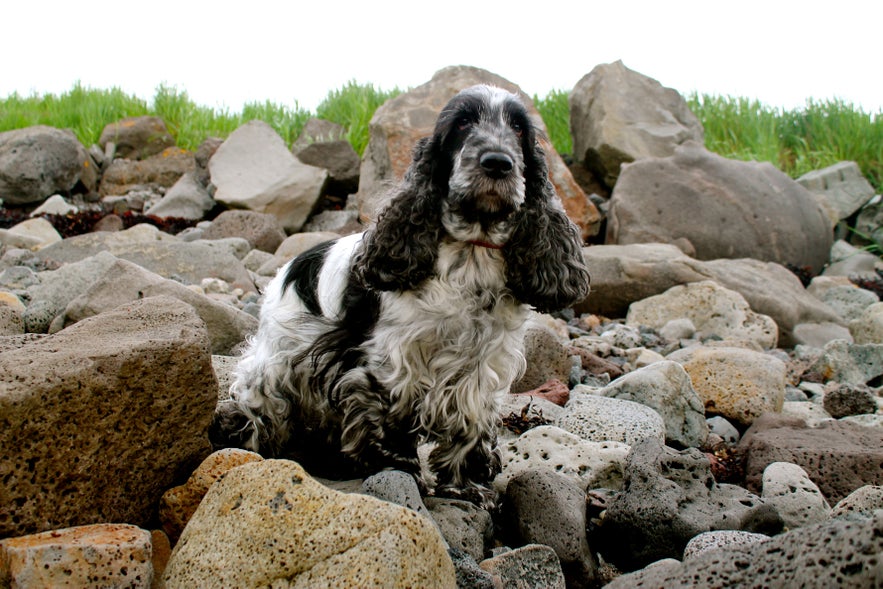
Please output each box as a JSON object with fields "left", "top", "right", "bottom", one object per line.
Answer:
{"left": 430, "top": 428, "right": 501, "bottom": 510}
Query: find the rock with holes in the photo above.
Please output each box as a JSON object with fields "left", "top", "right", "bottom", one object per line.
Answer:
{"left": 479, "top": 544, "right": 566, "bottom": 589}
{"left": 761, "top": 462, "right": 832, "bottom": 529}
{"left": 850, "top": 302, "right": 883, "bottom": 344}
{"left": 808, "top": 339, "right": 883, "bottom": 385}
{"left": 163, "top": 459, "right": 455, "bottom": 588}
{"left": 831, "top": 485, "right": 883, "bottom": 519}
{"left": 494, "top": 425, "right": 629, "bottom": 494}
{"left": 557, "top": 387, "right": 666, "bottom": 446}
{"left": 604, "top": 511, "right": 883, "bottom": 588}
{"left": 425, "top": 498, "right": 493, "bottom": 562}
{"left": 0, "top": 524, "right": 153, "bottom": 588}
{"left": 682, "top": 530, "right": 769, "bottom": 560}
{"left": 201, "top": 209, "right": 287, "bottom": 254}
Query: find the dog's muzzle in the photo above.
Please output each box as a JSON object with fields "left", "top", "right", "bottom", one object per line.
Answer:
{"left": 480, "top": 151, "right": 514, "bottom": 179}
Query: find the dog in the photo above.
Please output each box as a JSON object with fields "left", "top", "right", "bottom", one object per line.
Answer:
{"left": 210, "top": 85, "right": 591, "bottom": 506}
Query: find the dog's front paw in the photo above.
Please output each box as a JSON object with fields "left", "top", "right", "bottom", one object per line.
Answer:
{"left": 435, "top": 483, "right": 499, "bottom": 511}
{"left": 209, "top": 400, "right": 255, "bottom": 451}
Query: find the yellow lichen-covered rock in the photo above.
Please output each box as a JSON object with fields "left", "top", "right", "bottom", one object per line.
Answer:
{"left": 164, "top": 459, "right": 456, "bottom": 589}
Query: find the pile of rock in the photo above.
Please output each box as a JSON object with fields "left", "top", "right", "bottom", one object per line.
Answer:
{"left": 1, "top": 63, "right": 882, "bottom": 588}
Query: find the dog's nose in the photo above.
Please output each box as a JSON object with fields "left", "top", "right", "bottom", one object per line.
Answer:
{"left": 480, "top": 152, "right": 514, "bottom": 179}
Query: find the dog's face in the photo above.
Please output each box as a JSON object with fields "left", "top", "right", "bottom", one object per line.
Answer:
{"left": 433, "top": 85, "right": 535, "bottom": 245}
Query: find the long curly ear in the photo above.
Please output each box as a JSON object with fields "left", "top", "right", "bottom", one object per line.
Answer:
{"left": 504, "top": 141, "right": 591, "bottom": 313}
{"left": 354, "top": 137, "right": 444, "bottom": 291}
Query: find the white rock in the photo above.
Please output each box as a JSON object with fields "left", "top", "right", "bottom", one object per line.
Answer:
{"left": 831, "top": 485, "right": 883, "bottom": 518}
{"left": 29, "top": 194, "right": 77, "bottom": 217}
{"left": 682, "top": 530, "right": 769, "bottom": 560}
{"left": 761, "top": 461, "right": 831, "bottom": 529}
{"left": 556, "top": 387, "right": 666, "bottom": 445}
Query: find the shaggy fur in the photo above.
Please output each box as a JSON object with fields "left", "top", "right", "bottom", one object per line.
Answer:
{"left": 210, "top": 85, "right": 591, "bottom": 505}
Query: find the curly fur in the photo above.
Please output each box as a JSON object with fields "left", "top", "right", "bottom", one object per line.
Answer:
{"left": 211, "top": 85, "right": 591, "bottom": 506}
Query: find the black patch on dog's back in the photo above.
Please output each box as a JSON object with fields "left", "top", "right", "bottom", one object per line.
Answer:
{"left": 281, "top": 239, "right": 338, "bottom": 316}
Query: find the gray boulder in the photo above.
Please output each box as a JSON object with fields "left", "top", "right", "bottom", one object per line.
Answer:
{"left": 0, "top": 126, "right": 97, "bottom": 204}
{"left": 606, "top": 141, "right": 832, "bottom": 274}
{"left": 144, "top": 171, "right": 215, "bottom": 220}
{"left": 209, "top": 120, "right": 328, "bottom": 233}
{"left": 98, "top": 115, "right": 176, "bottom": 160}
{"left": 569, "top": 60, "right": 704, "bottom": 188}
{"left": 201, "top": 209, "right": 286, "bottom": 254}
{"left": 293, "top": 118, "right": 361, "bottom": 197}
{"left": 605, "top": 511, "right": 883, "bottom": 588}
{"left": 0, "top": 296, "right": 216, "bottom": 537}
{"left": 797, "top": 161, "right": 876, "bottom": 223}
{"left": 357, "top": 65, "right": 601, "bottom": 240}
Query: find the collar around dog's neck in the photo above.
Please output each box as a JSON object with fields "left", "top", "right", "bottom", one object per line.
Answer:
{"left": 467, "top": 239, "right": 505, "bottom": 250}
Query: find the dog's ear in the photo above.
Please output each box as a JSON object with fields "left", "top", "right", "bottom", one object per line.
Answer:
{"left": 504, "top": 141, "right": 591, "bottom": 313}
{"left": 354, "top": 137, "right": 444, "bottom": 291}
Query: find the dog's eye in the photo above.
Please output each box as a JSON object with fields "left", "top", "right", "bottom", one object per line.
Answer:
{"left": 456, "top": 117, "right": 473, "bottom": 131}
{"left": 510, "top": 121, "right": 524, "bottom": 137}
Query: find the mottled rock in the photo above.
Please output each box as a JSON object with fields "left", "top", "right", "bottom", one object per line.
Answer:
{"left": 0, "top": 524, "right": 153, "bottom": 588}
{"left": 99, "top": 115, "right": 176, "bottom": 160}
{"left": 831, "top": 485, "right": 883, "bottom": 518}
{"left": 627, "top": 280, "right": 778, "bottom": 349}
{"left": 163, "top": 459, "right": 455, "bottom": 588}
{"left": 201, "top": 209, "right": 286, "bottom": 253}
{"left": 361, "top": 470, "right": 433, "bottom": 522}
{"left": 598, "top": 360, "right": 708, "bottom": 448}
{"left": 739, "top": 413, "right": 883, "bottom": 503}
{"left": 823, "top": 383, "right": 878, "bottom": 418}
{"left": 512, "top": 327, "right": 572, "bottom": 394}
{"left": 494, "top": 425, "right": 629, "bottom": 493}
{"left": 808, "top": 338, "right": 883, "bottom": 385}
{"left": 682, "top": 530, "right": 769, "bottom": 560}
{"left": 159, "top": 448, "right": 264, "bottom": 543}
{"left": 668, "top": 346, "right": 786, "bottom": 426}
{"left": 0, "top": 296, "right": 216, "bottom": 537}
{"left": 557, "top": 388, "right": 666, "bottom": 445}
{"left": 425, "top": 498, "right": 493, "bottom": 562}
{"left": 479, "top": 544, "right": 566, "bottom": 589}
{"left": 504, "top": 469, "right": 598, "bottom": 588}
{"left": 605, "top": 511, "right": 883, "bottom": 588}
{"left": 100, "top": 146, "right": 194, "bottom": 197}
{"left": 762, "top": 462, "right": 832, "bottom": 529}
{"left": 849, "top": 301, "right": 883, "bottom": 344}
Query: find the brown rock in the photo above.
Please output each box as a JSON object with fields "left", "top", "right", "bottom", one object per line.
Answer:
{"left": 513, "top": 378, "right": 571, "bottom": 406}
{"left": 99, "top": 116, "right": 176, "bottom": 160}
{"left": 739, "top": 413, "right": 883, "bottom": 503}
{"left": 0, "top": 524, "right": 153, "bottom": 588}
{"left": 511, "top": 328, "right": 572, "bottom": 394}
{"left": 0, "top": 296, "right": 217, "bottom": 537}
{"left": 201, "top": 209, "right": 287, "bottom": 253}
{"left": 568, "top": 345, "right": 624, "bottom": 379}
{"left": 159, "top": 448, "right": 263, "bottom": 544}
{"left": 100, "top": 147, "right": 194, "bottom": 197}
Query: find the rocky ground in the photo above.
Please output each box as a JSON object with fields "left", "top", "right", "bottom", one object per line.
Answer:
{"left": 1, "top": 63, "right": 883, "bottom": 588}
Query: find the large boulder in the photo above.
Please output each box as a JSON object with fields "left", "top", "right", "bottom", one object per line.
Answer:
{"left": 578, "top": 243, "right": 843, "bottom": 347}
{"left": 357, "top": 65, "right": 601, "bottom": 240}
{"left": 98, "top": 115, "right": 176, "bottom": 160}
{"left": 163, "top": 459, "right": 456, "bottom": 588}
{"left": 569, "top": 60, "right": 704, "bottom": 188}
{"left": 0, "top": 126, "right": 97, "bottom": 205}
{"left": 209, "top": 120, "right": 328, "bottom": 233}
{"left": 606, "top": 141, "right": 833, "bottom": 274}
{"left": 0, "top": 296, "right": 217, "bottom": 537}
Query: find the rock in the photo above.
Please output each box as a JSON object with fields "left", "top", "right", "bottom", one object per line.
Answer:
{"left": 201, "top": 209, "right": 286, "bottom": 253}
{"left": 824, "top": 240, "right": 883, "bottom": 279}
{"left": 600, "top": 438, "right": 778, "bottom": 571}
{"left": 159, "top": 448, "right": 264, "bottom": 543}
{"left": 0, "top": 296, "right": 216, "bottom": 537}
{"left": 0, "top": 125, "right": 96, "bottom": 205}
{"left": 504, "top": 469, "right": 598, "bottom": 588}
{"left": 22, "top": 250, "right": 120, "bottom": 332}
{"left": 357, "top": 65, "right": 601, "bottom": 239}
{"left": 494, "top": 425, "right": 629, "bottom": 493}
{"left": 479, "top": 544, "right": 566, "bottom": 589}
{"left": 0, "top": 524, "right": 153, "bottom": 588}
{"left": 797, "top": 161, "right": 877, "bottom": 222}
{"left": 512, "top": 378, "right": 570, "bottom": 406}
{"left": 578, "top": 243, "right": 842, "bottom": 346}
{"left": 792, "top": 321, "right": 855, "bottom": 347}
{"left": 361, "top": 470, "right": 433, "bottom": 522}
{"left": 807, "top": 339, "right": 883, "bottom": 385}
{"left": 850, "top": 301, "right": 883, "bottom": 344}
{"left": 99, "top": 115, "right": 176, "bottom": 160}
{"left": 739, "top": 413, "right": 883, "bottom": 503}
{"left": 163, "top": 459, "right": 456, "bottom": 588}
{"left": 511, "top": 327, "right": 572, "bottom": 394}
{"left": 831, "top": 485, "right": 883, "bottom": 518}
{"left": 93, "top": 214, "right": 125, "bottom": 232}
{"left": 814, "top": 284, "right": 879, "bottom": 322}
{"left": 57, "top": 257, "right": 257, "bottom": 355}
{"left": 29, "top": 193, "right": 78, "bottom": 217}
{"left": 5, "top": 217, "right": 62, "bottom": 250}
{"left": 682, "top": 530, "right": 769, "bottom": 560}
{"left": 598, "top": 360, "right": 708, "bottom": 448}
{"left": 707, "top": 416, "right": 741, "bottom": 444}
{"left": 143, "top": 171, "right": 215, "bottom": 219}
{"left": 292, "top": 118, "right": 347, "bottom": 147}
{"left": 293, "top": 120, "right": 361, "bottom": 197}
{"left": 448, "top": 548, "right": 496, "bottom": 589}
{"left": 557, "top": 388, "right": 666, "bottom": 445}
{"left": 627, "top": 280, "right": 778, "bottom": 349}
{"left": 35, "top": 227, "right": 255, "bottom": 292}
{"left": 569, "top": 60, "right": 704, "bottom": 187}
{"left": 425, "top": 498, "right": 493, "bottom": 562}
{"left": 823, "top": 383, "right": 878, "bottom": 417}
{"left": 667, "top": 346, "right": 786, "bottom": 427}
{"left": 0, "top": 302, "right": 24, "bottom": 335}
{"left": 301, "top": 208, "right": 361, "bottom": 234}
{"left": 761, "top": 462, "right": 832, "bottom": 529}
{"left": 99, "top": 146, "right": 194, "bottom": 197}
{"left": 607, "top": 141, "right": 832, "bottom": 274}
{"left": 209, "top": 120, "right": 328, "bottom": 233}
{"left": 604, "top": 511, "right": 883, "bottom": 588}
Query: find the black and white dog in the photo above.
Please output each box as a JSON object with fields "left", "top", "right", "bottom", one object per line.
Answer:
{"left": 211, "top": 85, "right": 590, "bottom": 505}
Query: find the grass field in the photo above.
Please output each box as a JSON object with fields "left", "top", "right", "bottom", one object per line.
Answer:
{"left": 1, "top": 81, "right": 880, "bottom": 193}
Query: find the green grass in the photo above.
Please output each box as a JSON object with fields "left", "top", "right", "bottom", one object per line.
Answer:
{"left": 1, "top": 82, "right": 880, "bottom": 193}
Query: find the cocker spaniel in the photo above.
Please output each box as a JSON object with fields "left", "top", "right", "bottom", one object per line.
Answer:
{"left": 211, "top": 85, "right": 591, "bottom": 506}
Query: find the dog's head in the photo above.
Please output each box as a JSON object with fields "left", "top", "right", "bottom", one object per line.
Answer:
{"left": 357, "top": 84, "right": 590, "bottom": 312}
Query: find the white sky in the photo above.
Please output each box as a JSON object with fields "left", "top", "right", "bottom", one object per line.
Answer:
{"left": 3, "top": 0, "right": 880, "bottom": 114}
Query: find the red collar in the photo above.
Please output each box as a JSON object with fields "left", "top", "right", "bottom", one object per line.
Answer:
{"left": 467, "top": 239, "right": 505, "bottom": 250}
